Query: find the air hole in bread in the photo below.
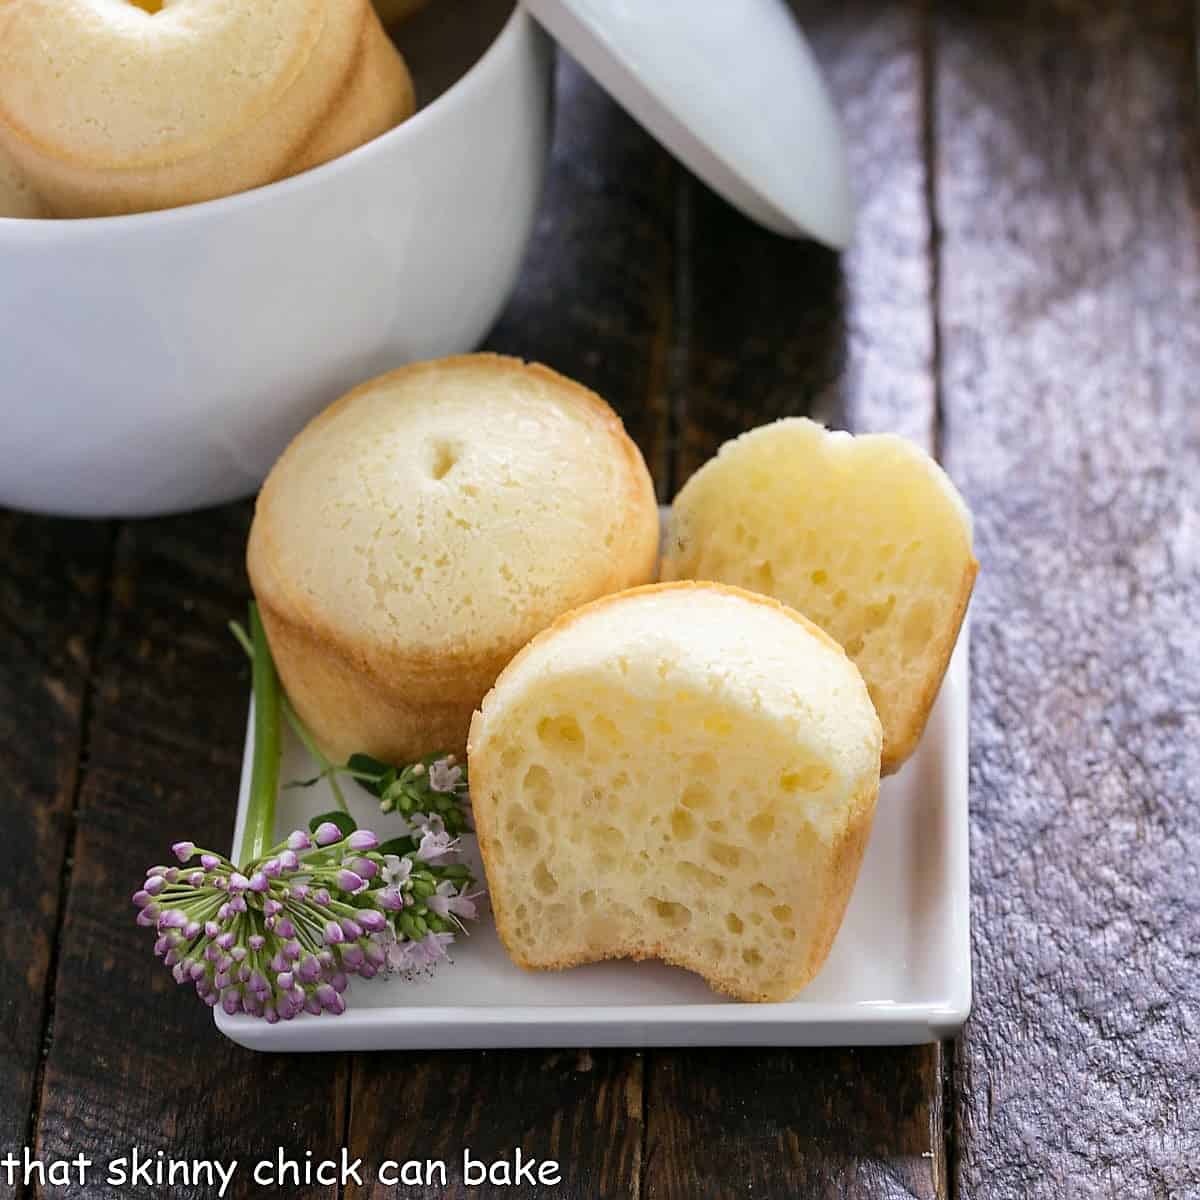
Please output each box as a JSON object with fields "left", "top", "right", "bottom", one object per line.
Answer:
{"left": 537, "top": 715, "right": 585, "bottom": 753}
{"left": 708, "top": 841, "right": 741, "bottom": 869}
{"left": 677, "top": 861, "right": 724, "bottom": 889}
{"left": 522, "top": 764, "right": 554, "bottom": 815}
{"left": 647, "top": 897, "right": 692, "bottom": 928}
{"left": 748, "top": 811, "right": 775, "bottom": 838}
{"left": 772, "top": 904, "right": 794, "bottom": 924}
{"left": 680, "top": 781, "right": 713, "bottom": 811}
{"left": 592, "top": 714, "right": 624, "bottom": 747}
{"left": 590, "top": 824, "right": 626, "bottom": 855}
{"left": 580, "top": 890, "right": 596, "bottom": 912}
{"left": 750, "top": 882, "right": 776, "bottom": 899}
{"left": 533, "top": 861, "right": 558, "bottom": 896}
{"left": 725, "top": 913, "right": 744, "bottom": 934}
{"left": 743, "top": 948, "right": 763, "bottom": 966}
{"left": 427, "top": 440, "right": 460, "bottom": 480}
{"left": 671, "top": 808, "right": 698, "bottom": 840}
{"left": 781, "top": 763, "right": 833, "bottom": 794}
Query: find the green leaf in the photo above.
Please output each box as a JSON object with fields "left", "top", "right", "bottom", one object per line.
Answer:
{"left": 346, "top": 754, "right": 392, "bottom": 797}
{"left": 377, "top": 836, "right": 416, "bottom": 857}
{"left": 309, "top": 810, "right": 358, "bottom": 839}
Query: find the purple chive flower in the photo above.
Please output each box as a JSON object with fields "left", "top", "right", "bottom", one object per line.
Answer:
{"left": 347, "top": 857, "right": 378, "bottom": 880}
{"left": 335, "top": 870, "right": 365, "bottom": 894}
{"left": 347, "top": 830, "right": 379, "bottom": 851}
{"left": 172, "top": 841, "right": 196, "bottom": 863}
{"left": 313, "top": 822, "right": 343, "bottom": 847}
{"left": 134, "top": 827, "right": 398, "bottom": 1022}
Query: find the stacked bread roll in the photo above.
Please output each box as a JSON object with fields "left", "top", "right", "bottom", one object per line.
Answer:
{"left": 248, "top": 354, "right": 660, "bottom": 766}
{"left": 0, "top": 0, "right": 415, "bottom": 217}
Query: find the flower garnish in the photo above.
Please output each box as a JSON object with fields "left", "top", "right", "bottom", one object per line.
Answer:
{"left": 135, "top": 603, "right": 481, "bottom": 1021}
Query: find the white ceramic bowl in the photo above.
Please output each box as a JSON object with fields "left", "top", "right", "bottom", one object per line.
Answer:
{"left": 0, "top": 1, "right": 552, "bottom": 517}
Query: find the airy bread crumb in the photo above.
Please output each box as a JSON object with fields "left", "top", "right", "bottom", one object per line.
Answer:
{"left": 662, "top": 418, "right": 976, "bottom": 774}
{"left": 469, "top": 582, "right": 882, "bottom": 1003}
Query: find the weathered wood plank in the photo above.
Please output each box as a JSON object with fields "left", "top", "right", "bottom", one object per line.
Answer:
{"left": 32, "top": 506, "right": 349, "bottom": 1199}
{"left": 647, "top": 4, "right": 947, "bottom": 1198}
{"left": 346, "top": 1049, "right": 642, "bottom": 1199}
{"left": 486, "top": 55, "right": 675, "bottom": 495}
{"left": 646, "top": 1047, "right": 944, "bottom": 1200}
{"left": 672, "top": 0, "right": 939, "bottom": 485}
{"left": 0, "top": 513, "right": 110, "bottom": 1170}
{"left": 934, "top": 1, "right": 1200, "bottom": 1195}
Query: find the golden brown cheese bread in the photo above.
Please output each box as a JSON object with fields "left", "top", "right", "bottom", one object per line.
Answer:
{"left": 373, "top": 0, "right": 431, "bottom": 26}
{"left": 0, "top": 0, "right": 415, "bottom": 217}
{"left": 0, "top": 142, "right": 42, "bottom": 218}
{"left": 662, "top": 418, "right": 977, "bottom": 775}
{"left": 468, "top": 582, "right": 883, "bottom": 1003}
{"left": 248, "top": 354, "right": 660, "bottom": 766}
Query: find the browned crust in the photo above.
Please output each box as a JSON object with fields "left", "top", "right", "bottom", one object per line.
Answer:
{"left": 0, "top": 0, "right": 330, "bottom": 170}
{"left": 468, "top": 580, "right": 864, "bottom": 749}
{"left": 282, "top": 3, "right": 415, "bottom": 179}
{"left": 468, "top": 581, "right": 882, "bottom": 1003}
{"left": 0, "top": 0, "right": 412, "bottom": 215}
{"left": 880, "top": 554, "right": 978, "bottom": 775}
{"left": 248, "top": 354, "right": 661, "bottom": 763}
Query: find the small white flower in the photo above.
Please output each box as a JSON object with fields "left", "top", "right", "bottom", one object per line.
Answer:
{"left": 413, "top": 931, "right": 455, "bottom": 966}
{"left": 415, "top": 829, "right": 455, "bottom": 863}
{"left": 429, "top": 881, "right": 483, "bottom": 923}
{"left": 412, "top": 812, "right": 445, "bottom": 838}
{"left": 381, "top": 854, "right": 412, "bottom": 888}
{"left": 428, "top": 758, "right": 464, "bottom": 794}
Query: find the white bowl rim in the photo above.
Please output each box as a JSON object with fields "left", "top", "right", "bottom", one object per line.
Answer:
{"left": 0, "top": 1, "right": 532, "bottom": 239}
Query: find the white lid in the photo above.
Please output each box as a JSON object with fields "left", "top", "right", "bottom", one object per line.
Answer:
{"left": 523, "top": 0, "right": 854, "bottom": 247}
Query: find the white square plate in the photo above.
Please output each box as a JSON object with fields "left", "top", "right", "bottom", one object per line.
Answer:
{"left": 216, "top": 627, "right": 971, "bottom": 1051}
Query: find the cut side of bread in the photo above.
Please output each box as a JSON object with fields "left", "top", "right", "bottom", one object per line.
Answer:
{"left": 662, "top": 418, "right": 976, "bottom": 775}
{"left": 468, "top": 582, "right": 882, "bottom": 1003}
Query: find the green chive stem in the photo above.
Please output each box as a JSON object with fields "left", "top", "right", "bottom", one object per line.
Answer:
{"left": 241, "top": 602, "right": 280, "bottom": 867}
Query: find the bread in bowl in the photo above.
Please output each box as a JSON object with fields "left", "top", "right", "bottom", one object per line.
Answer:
{"left": 0, "top": 0, "right": 415, "bottom": 216}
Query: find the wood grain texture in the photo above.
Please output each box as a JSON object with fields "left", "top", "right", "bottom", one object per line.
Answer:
{"left": 346, "top": 1049, "right": 642, "bottom": 1199}
{"left": 32, "top": 507, "right": 349, "bottom": 1199}
{"left": 646, "top": 1048, "right": 945, "bottom": 1200}
{"left": 934, "top": 1, "right": 1200, "bottom": 1196}
{"left": 646, "top": 5, "right": 948, "bottom": 1199}
{"left": 671, "top": 0, "right": 940, "bottom": 485}
{"left": 0, "top": 515, "right": 110, "bottom": 1165}
{"left": 486, "top": 54, "right": 675, "bottom": 496}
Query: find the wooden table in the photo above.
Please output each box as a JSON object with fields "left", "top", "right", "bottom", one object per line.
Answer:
{"left": 3, "top": 1, "right": 1198, "bottom": 1195}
